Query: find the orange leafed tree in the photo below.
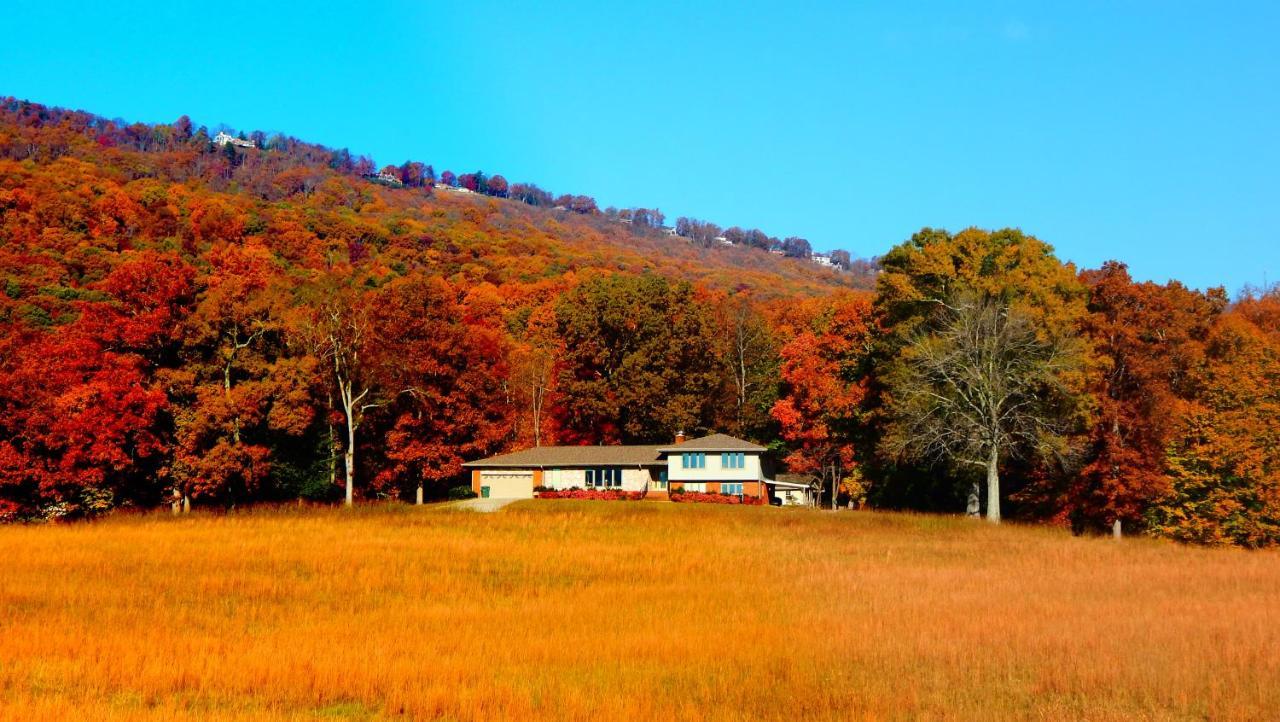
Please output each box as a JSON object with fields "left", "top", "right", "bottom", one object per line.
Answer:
{"left": 771, "top": 292, "right": 875, "bottom": 508}
{"left": 1063, "top": 262, "right": 1225, "bottom": 533}
{"left": 1149, "top": 289, "right": 1280, "bottom": 547}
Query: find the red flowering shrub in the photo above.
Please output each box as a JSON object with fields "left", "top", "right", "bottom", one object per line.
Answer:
{"left": 536, "top": 488, "right": 643, "bottom": 501}
{"left": 670, "top": 491, "right": 765, "bottom": 505}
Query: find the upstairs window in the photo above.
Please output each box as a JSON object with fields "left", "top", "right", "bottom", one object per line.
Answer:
{"left": 681, "top": 453, "right": 706, "bottom": 469}
{"left": 721, "top": 452, "right": 746, "bottom": 469}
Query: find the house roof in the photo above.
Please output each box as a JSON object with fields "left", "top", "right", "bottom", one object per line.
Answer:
{"left": 462, "top": 444, "right": 666, "bottom": 468}
{"left": 463, "top": 433, "right": 765, "bottom": 468}
{"left": 657, "top": 433, "right": 765, "bottom": 453}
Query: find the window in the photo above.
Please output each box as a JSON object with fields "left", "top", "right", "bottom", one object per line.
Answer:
{"left": 722, "top": 482, "right": 744, "bottom": 495}
{"left": 682, "top": 453, "right": 705, "bottom": 469}
{"left": 721, "top": 452, "right": 745, "bottom": 469}
{"left": 586, "top": 468, "right": 622, "bottom": 488}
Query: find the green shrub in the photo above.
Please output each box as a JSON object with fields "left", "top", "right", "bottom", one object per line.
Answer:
{"left": 447, "top": 486, "right": 477, "bottom": 500}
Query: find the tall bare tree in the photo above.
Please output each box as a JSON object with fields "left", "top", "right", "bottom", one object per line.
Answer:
{"left": 293, "top": 283, "right": 383, "bottom": 507}
{"left": 883, "top": 294, "right": 1083, "bottom": 522}
{"left": 725, "top": 299, "right": 777, "bottom": 439}
{"left": 511, "top": 345, "right": 554, "bottom": 447}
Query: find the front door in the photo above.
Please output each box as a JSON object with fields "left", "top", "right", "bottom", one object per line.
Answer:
{"left": 652, "top": 469, "right": 668, "bottom": 490}
{"left": 481, "top": 486, "right": 490, "bottom": 498}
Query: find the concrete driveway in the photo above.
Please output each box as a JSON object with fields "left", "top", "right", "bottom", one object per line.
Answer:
{"left": 449, "top": 497, "right": 521, "bottom": 513}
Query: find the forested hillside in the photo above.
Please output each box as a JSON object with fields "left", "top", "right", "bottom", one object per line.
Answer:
{"left": 1, "top": 97, "right": 1277, "bottom": 547}
{"left": 0, "top": 97, "right": 864, "bottom": 516}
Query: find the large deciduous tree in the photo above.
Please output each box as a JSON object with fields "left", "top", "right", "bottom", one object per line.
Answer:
{"left": 871, "top": 227, "right": 1092, "bottom": 516}
{"left": 367, "top": 277, "right": 512, "bottom": 504}
{"left": 1147, "top": 289, "right": 1280, "bottom": 547}
{"left": 553, "top": 274, "right": 724, "bottom": 443}
{"left": 771, "top": 292, "right": 874, "bottom": 509}
{"left": 1061, "top": 262, "right": 1224, "bottom": 533}
{"left": 720, "top": 296, "right": 779, "bottom": 441}
{"left": 169, "top": 242, "right": 314, "bottom": 510}
{"left": 293, "top": 274, "right": 380, "bottom": 506}
{"left": 882, "top": 294, "right": 1086, "bottom": 522}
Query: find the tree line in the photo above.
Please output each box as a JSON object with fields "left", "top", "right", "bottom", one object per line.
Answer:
{"left": 0, "top": 99, "right": 1275, "bottom": 546}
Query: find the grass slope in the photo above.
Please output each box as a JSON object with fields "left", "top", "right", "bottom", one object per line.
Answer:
{"left": 1, "top": 503, "right": 1277, "bottom": 721}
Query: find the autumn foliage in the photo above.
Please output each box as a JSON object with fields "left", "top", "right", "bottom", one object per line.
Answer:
{"left": 0, "top": 98, "right": 1277, "bottom": 546}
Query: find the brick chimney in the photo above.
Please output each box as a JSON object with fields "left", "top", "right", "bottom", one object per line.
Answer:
{"left": 675, "top": 430, "right": 687, "bottom": 445}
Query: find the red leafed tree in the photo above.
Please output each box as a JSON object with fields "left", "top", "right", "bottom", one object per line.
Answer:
{"left": 78, "top": 250, "right": 197, "bottom": 356}
{"left": 0, "top": 331, "right": 169, "bottom": 519}
{"left": 169, "top": 242, "right": 314, "bottom": 510}
{"left": 771, "top": 292, "right": 875, "bottom": 508}
{"left": 486, "top": 174, "right": 509, "bottom": 198}
{"left": 367, "top": 276, "right": 513, "bottom": 503}
{"left": 1064, "top": 262, "right": 1225, "bottom": 533}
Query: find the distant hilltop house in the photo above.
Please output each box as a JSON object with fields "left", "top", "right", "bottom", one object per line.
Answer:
{"left": 367, "top": 171, "right": 404, "bottom": 187}
{"left": 463, "top": 431, "right": 812, "bottom": 504}
{"left": 811, "top": 254, "right": 836, "bottom": 268}
{"left": 715, "top": 235, "right": 733, "bottom": 246}
{"left": 662, "top": 226, "right": 678, "bottom": 236}
{"left": 213, "top": 131, "right": 255, "bottom": 149}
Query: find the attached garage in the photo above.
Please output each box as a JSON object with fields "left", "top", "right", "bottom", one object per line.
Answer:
{"left": 478, "top": 470, "right": 534, "bottom": 499}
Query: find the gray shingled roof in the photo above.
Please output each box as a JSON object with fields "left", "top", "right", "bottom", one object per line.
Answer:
{"left": 657, "top": 433, "right": 765, "bottom": 452}
{"left": 462, "top": 444, "right": 666, "bottom": 468}
{"left": 463, "top": 433, "right": 764, "bottom": 468}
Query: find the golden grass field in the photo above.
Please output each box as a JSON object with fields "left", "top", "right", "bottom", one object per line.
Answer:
{"left": 1, "top": 502, "right": 1277, "bottom": 721}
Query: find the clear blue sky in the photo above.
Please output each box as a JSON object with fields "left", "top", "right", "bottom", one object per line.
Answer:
{"left": 2, "top": 2, "right": 1277, "bottom": 292}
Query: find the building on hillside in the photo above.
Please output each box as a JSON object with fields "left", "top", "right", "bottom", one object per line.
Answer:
{"left": 213, "top": 131, "right": 256, "bottom": 149}
{"left": 463, "top": 432, "right": 795, "bottom": 503}
{"left": 367, "top": 171, "right": 404, "bottom": 187}
{"left": 662, "top": 226, "right": 679, "bottom": 236}
{"left": 811, "top": 254, "right": 836, "bottom": 268}
{"left": 715, "top": 235, "right": 732, "bottom": 246}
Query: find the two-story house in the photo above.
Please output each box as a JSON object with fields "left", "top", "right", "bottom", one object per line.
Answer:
{"left": 462, "top": 432, "right": 806, "bottom": 503}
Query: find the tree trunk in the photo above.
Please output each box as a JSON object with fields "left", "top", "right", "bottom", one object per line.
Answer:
{"left": 532, "top": 386, "right": 543, "bottom": 447}
{"left": 171, "top": 493, "right": 181, "bottom": 515}
{"left": 327, "top": 395, "right": 337, "bottom": 488}
{"left": 344, "top": 430, "right": 355, "bottom": 507}
{"left": 966, "top": 480, "right": 980, "bottom": 518}
{"left": 182, "top": 494, "right": 191, "bottom": 514}
{"left": 985, "top": 444, "right": 1001, "bottom": 523}
{"left": 1113, "top": 519, "right": 1122, "bottom": 539}
{"left": 415, "top": 483, "right": 424, "bottom": 505}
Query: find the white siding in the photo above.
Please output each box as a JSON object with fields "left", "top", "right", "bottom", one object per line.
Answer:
{"left": 777, "top": 489, "right": 809, "bottom": 506}
{"left": 543, "top": 467, "right": 651, "bottom": 492}
{"left": 666, "top": 452, "right": 764, "bottom": 482}
{"left": 543, "top": 468, "right": 585, "bottom": 490}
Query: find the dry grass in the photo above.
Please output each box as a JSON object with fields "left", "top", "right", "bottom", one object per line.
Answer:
{"left": 0, "top": 502, "right": 1277, "bottom": 721}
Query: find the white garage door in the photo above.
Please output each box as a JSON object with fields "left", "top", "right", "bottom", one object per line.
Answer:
{"left": 480, "top": 471, "right": 534, "bottom": 499}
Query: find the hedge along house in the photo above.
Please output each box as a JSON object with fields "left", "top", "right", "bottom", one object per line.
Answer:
{"left": 462, "top": 432, "right": 780, "bottom": 501}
